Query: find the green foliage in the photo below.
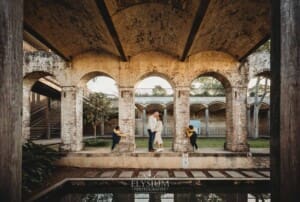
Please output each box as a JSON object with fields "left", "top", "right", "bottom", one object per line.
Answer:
{"left": 83, "top": 138, "right": 269, "bottom": 148}
{"left": 83, "top": 93, "right": 118, "bottom": 129}
{"left": 84, "top": 138, "right": 110, "bottom": 147}
{"left": 22, "top": 141, "right": 62, "bottom": 194}
{"left": 256, "top": 39, "right": 271, "bottom": 52}
{"left": 152, "top": 85, "right": 167, "bottom": 96}
{"left": 191, "top": 77, "right": 225, "bottom": 96}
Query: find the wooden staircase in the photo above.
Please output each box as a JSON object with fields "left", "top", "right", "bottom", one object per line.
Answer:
{"left": 30, "top": 100, "right": 61, "bottom": 140}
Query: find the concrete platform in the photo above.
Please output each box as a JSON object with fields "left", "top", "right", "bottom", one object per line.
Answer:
{"left": 56, "top": 148, "right": 269, "bottom": 169}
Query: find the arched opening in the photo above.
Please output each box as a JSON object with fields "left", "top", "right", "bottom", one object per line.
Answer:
{"left": 81, "top": 74, "right": 119, "bottom": 140}
{"left": 248, "top": 75, "right": 271, "bottom": 138}
{"left": 190, "top": 73, "right": 229, "bottom": 147}
{"left": 135, "top": 75, "right": 174, "bottom": 150}
{"left": 23, "top": 72, "right": 61, "bottom": 140}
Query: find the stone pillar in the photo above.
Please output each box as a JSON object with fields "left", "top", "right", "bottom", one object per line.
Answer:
{"left": 22, "top": 79, "right": 35, "bottom": 141}
{"left": 163, "top": 107, "right": 168, "bottom": 136}
{"left": 225, "top": 86, "right": 249, "bottom": 152}
{"left": 142, "top": 108, "right": 147, "bottom": 136}
{"left": 247, "top": 106, "right": 251, "bottom": 137}
{"left": 173, "top": 87, "right": 193, "bottom": 152}
{"left": 267, "top": 109, "right": 270, "bottom": 136}
{"left": 60, "top": 86, "right": 83, "bottom": 151}
{"left": 0, "top": 0, "right": 22, "bottom": 201}
{"left": 204, "top": 107, "right": 209, "bottom": 136}
{"left": 271, "top": 1, "right": 300, "bottom": 201}
{"left": 115, "top": 87, "right": 135, "bottom": 152}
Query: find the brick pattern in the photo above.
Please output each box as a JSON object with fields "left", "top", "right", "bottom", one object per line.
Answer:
{"left": 115, "top": 87, "right": 136, "bottom": 152}
{"left": 173, "top": 87, "right": 193, "bottom": 152}
{"left": 60, "top": 86, "right": 83, "bottom": 151}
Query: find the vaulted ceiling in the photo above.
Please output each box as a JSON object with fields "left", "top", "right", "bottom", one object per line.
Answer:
{"left": 24, "top": 0, "right": 271, "bottom": 61}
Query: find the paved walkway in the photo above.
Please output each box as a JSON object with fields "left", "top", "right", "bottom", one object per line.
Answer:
{"left": 81, "top": 147, "right": 270, "bottom": 154}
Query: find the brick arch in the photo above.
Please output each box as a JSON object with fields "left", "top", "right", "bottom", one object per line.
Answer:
{"left": 71, "top": 52, "right": 121, "bottom": 87}
{"left": 190, "top": 103, "right": 207, "bottom": 111}
{"left": 189, "top": 71, "right": 232, "bottom": 90}
{"left": 129, "top": 51, "right": 186, "bottom": 87}
{"left": 188, "top": 51, "right": 240, "bottom": 88}
{"left": 208, "top": 101, "right": 226, "bottom": 112}
{"left": 23, "top": 71, "right": 58, "bottom": 90}
{"left": 77, "top": 71, "right": 118, "bottom": 87}
{"left": 23, "top": 51, "right": 68, "bottom": 85}
{"left": 134, "top": 71, "right": 176, "bottom": 89}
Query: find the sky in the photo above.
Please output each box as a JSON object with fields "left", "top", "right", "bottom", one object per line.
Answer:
{"left": 87, "top": 76, "right": 172, "bottom": 96}
{"left": 86, "top": 76, "right": 270, "bottom": 95}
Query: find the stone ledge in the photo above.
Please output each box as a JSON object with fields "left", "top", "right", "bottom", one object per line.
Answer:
{"left": 56, "top": 151, "right": 269, "bottom": 169}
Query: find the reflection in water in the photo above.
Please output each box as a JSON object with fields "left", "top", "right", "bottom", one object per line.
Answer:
{"left": 37, "top": 180, "right": 270, "bottom": 202}
{"left": 59, "top": 192, "right": 270, "bottom": 202}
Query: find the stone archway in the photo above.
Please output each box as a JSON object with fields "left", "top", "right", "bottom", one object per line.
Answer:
{"left": 189, "top": 71, "right": 249, "bottom": 152}
{"left": 134, "top": 74, "right": 175, "bottom": 151}
{"left": 60, "top": 71, "right": 119, "bottom": 151}
{"left": 23, "top": 71, "right": 60, "bottom": 141}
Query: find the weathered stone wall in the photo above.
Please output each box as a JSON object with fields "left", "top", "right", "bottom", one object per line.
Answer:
{"left": 23, "top": 50, "right": 252, "bottom": 152}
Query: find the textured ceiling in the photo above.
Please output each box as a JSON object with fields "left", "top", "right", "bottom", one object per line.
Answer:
{"left": 24, "top": 0, "right": 271, "bottom": 61}
{"left": 24, "top": 0, "right": 119, "bottom": 59}
{"left": 107, "top": 0, "right": 201, "bottom": 58}
{"left": 190, "top": 0, "right": 271, "bottom": 59}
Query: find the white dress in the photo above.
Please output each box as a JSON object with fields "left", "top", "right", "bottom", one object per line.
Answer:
{"left": 154, "top": 120, "right": 163, "bottom": 145}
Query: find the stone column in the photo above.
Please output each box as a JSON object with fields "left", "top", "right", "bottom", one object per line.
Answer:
{"left": 115, "top": 87, "right": 135, "bottom": 152}
{"left": 267, "top": 109, "right": 270, "bottom": 136}
{"left": 60, "top": 86, "right": 83, "bottom": 151}
{"left": 173, "top": 87, "right": 193, "bottom": 152}
{"left": 247, "top": 106, "right": 251, "bottom": 137}
{"left": 22, "top": 79, "right": 35, "bottom": 141}
{"left": 225, "top": 86, "right": 249, "bottom": 152}
{"left": 0, "top": 0, "right": 22, "bottom": 200}
{"left": 142, "top": 108, "right": 147, "bottom": 136}
{"left": 163, "top": 107, "right": 168, "bottom": 136}
{"left": 204, "top": 107, "right": 209, "bottom": 136}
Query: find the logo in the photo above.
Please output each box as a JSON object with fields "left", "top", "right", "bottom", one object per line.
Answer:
{"left": 131, "top": 171, "right": 169, "bottom": 192}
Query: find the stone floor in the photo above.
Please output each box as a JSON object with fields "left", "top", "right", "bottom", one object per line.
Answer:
{"left": 82, "top": 147, "right": 270, "bottom": 154}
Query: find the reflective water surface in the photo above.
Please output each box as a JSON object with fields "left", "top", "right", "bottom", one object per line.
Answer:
{"left": 35, "top": 181, "right": 270, "bottom": 202}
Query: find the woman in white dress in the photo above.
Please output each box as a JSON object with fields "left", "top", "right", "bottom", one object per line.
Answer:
{"left": 154, "top": 114, "right": 164, "bottom": 152}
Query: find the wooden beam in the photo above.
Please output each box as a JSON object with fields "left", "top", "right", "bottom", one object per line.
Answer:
{"left": 270, "top": 0, "right": 281, "bottom": 201}
{"left": 0, "top": 0, "right": 23, "bottom": 201}
{"left": 239, "top": 34, "right": 270, "bottom": 62}
{"left": 23, "top": 23, "right": 70, "bottom": 61}
{"left": 180, "top": 0, "right": 210, "bottom": 61}
{"left": 272, "top": 1, "right": 300, "bottom": 201}
{"left": 23, "top": 30, "right": 51, "bottom": 52}
{"left": 95, "top": 0, "right": 127, "bottom": 61}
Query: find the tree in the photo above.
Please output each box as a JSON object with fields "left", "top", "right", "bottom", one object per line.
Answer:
{"left": 256, "top": 39, "right": 271, "bottom": 53}
{"left": 83, "top": 93, "right": 116, "bottom": 137}
{"left": 251, "top": 76, "right": 270, "bottom": 138}
{"left": 152, "top": 85, "right": 167, "bottom": 96}
{"left": 191, "top": 77, "right": 225, "bottom": 96}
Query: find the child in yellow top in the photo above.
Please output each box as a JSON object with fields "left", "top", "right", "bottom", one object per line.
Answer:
{"left": 186, "top": 125, "right": 198, "bottom": 151}
{"left": 111, "top": 126, "right": 127, "bottom": 150}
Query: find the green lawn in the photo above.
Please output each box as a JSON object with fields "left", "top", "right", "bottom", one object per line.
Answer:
{"left": 84, "top": 137, "right": 269, "bottom": 148}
